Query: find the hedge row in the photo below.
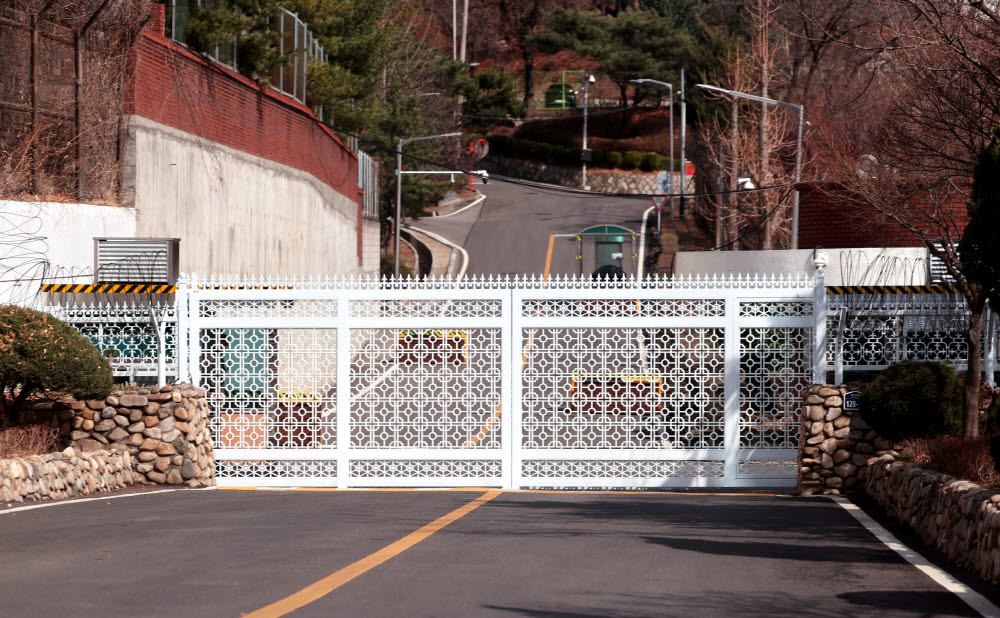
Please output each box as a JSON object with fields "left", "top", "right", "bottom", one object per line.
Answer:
{"left": 486, "top": 135, "right": 676, "bottom": 172}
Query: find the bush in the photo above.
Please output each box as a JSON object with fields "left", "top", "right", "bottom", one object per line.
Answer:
{"left": 553, "top": 144, "right": 575, "bottom": 165}
{"left": 861, "top": 360, "right": 962, "bottom": 441}
{"left": 510, "top": 138, "right": 533, "bottom": 158}
{"left": 901, "top": 436, "right": 1000, "bottom": 487}
{"left": 640, "top": 152, "right": 660, "bottom": 172}
{"left": 0, "top": 424, "right": 57, "bottom": 459}
{"left": 487, "top": 134, "right": 510, "bottom": 153}
{"left": 622, "top": 151, "right": 644, "bottom": 170}
{"left": 605, "top": 151, "right": 623, "bottom": 168}
{"left": 590, "top": 149, "right": 606, "bottom": 166}
{"left": 0, "top": 306, "right": 113, "bottom": 427}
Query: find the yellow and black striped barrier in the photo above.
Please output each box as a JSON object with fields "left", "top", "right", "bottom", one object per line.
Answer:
{"left": 41, "top": 283, "right": 177, "bottom": 294}
{"left": 826, "top": 284, "right": 960, "bottom": 295}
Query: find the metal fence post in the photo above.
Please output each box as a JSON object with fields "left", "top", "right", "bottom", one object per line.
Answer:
{"left": 501, "top": 290, "right": 515, "bottom": 489}
{"left": 187, "top": 273, "right": 200, "bottom": 386}
{"left": 812, "top": 254, "right": 828, "bottom": 384}
{"left": 722, "top": 288, "right": 740, "bottom": 485}
{"left": 336, "top": 295, "right": 351, "bottom": 488}
{"left": 985, "top": 304, "right": 997, "bottom": 388}
{"left": 175, "top": 274, "right": 189, "bottom": 383}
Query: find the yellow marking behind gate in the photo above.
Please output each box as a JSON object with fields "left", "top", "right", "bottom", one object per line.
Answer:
{"left": 244, "top": 490, "right": 502, "bottom": 618}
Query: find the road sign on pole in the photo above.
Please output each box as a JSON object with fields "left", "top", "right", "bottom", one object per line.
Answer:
{"left": 655, "top": 170, "right": 673, "bottom": 194}
{"left": 652, "top": 195, "right": 667, "bottom": 231}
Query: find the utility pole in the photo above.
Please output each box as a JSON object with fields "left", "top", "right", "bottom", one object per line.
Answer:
{"left": 459, "top": 0, "right": 470, "bottom": 63}
{"left": 394, "top": 132, "right": 462, "bottom": 277}
{"left": 696, "top": 83, "right": 805, "bottom": 249}
{"left": 679, "top": 68, "right": 686, "bottom": 218}
{"left": 582, "top": 73, "right": 595, "bottom": 189}
{"left": 452, "top": 0, "right": 457, "bottom": 60}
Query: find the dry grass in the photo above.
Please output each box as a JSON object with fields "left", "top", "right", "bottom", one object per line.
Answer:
{"left": 0, "top": 424, "right": 58, "bottom": 459}
{"left": 901, "top": 436, "right": 1000, "bottom": 488}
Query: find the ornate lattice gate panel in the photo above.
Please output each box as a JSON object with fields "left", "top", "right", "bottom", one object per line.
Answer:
{"left": 511, "top": 279, "right": 814, "bottom": 488}
{"left": 180, "top": 275, "right": 818, "bottom": 488}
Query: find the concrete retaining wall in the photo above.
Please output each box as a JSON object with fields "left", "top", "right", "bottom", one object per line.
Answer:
{"left": 127, "top": 116, "right": 367, "bottom": 276}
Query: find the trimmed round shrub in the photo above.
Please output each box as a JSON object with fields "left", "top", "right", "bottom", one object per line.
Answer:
{"left": 487, "top": 134, "right": 510, "bottom": 154}
{"left": 510, "top": 138, "right": 533, "bottom": 158}
{"left": 605, "top": 151, "right": 623, "bottom": 168}
{"left": 532, "top": 141, "right": 554, "bottom": 161}
{"left": 860, "top": 360, "right": 962, "bottom": 441}
{"left": 590, "top": 149, "right": 606, "bottom": 166}
{"left": 0, "top": 306, "right": 113, "bottom": 425}
{"left": 622, "top": 151, "right": 644, "bottom": 170}
{"left": 553, "top": 145, "right": 575, "bottom": 165}
{"left": 640, "top": 152, "right": 660, "bottom": 172}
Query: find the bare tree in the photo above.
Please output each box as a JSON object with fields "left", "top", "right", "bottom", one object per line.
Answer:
{"left": 807, "top": 0, "right": 1000, "bottom": 436}
{"left": 697, "top": 0, "right": 801, "bottom": 251}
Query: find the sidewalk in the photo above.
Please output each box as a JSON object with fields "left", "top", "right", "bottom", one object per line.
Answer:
{"left": 403, "top": 188, "right": 483, "bottom": 276}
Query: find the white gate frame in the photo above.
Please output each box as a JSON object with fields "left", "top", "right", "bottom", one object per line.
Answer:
{"left": 177, "top": 273, "right": 822, "bottom": 489}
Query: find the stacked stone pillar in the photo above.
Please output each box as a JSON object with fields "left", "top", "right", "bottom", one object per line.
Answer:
{"left": 798, "top": 384, "right": 900, "bottom": 495}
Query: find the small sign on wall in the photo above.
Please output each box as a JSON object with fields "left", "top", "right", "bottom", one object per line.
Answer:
{"left": 844, "top": 391, "right": 861, "bottom": 412}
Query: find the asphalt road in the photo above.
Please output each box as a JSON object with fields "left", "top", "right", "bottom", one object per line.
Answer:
{"left": 416, "top": 179, "right": 650, "bottom": 277}
{"left": 0, "top": 489, "right": 988, "bottom": 617}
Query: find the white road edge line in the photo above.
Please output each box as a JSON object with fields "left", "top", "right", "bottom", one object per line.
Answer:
{"left": 0, "top": 486, "right": 217, "bottom": 516}
{"left": 831, "top": 496, "right": 1000, "bottom": 618}
{"left": 433, "top": 192, "right": 486, "bottom": 219}
{"left": 637, "top": 205, "right": 655, "bottom": 279}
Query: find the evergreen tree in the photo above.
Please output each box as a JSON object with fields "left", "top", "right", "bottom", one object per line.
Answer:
{"left": 959, "top": 127, "right": 1000, "bottom": 313}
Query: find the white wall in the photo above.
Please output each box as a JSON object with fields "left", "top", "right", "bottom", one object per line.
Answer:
{"left": 126, "top": 116, "right": 376, "bottom": 277}
{"left": 0, "top": 200, "right": 136, "bottom": 304}
{"left": 362, "top": 220, "right": 380, "bottom": 274}
{"left": 674, "top": 247, "right": 930, "bottom": 286}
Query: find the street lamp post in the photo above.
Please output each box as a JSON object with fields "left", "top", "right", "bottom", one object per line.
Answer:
{"left": 581, "top": 73, "right": 596, "bottom": 189}
{"left": 395, "top": 132, "right": 462, "bottom": 277}
{"left": 630, "top": 78, "right": 674, "bottom": 228}
{"left": 695, "top": 83, "right": 805, "bottom": 249}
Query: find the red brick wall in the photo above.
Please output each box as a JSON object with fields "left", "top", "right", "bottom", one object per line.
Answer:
{"left": 798, "top": 184, "right": 969, "bottom": 248}
{"left": 128, "top": 5, "right": 364, "bottom": 263}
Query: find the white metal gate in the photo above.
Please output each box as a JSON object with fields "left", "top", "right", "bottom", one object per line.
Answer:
{"left": 177, "top": 274, "right": 821, "bottom": 488}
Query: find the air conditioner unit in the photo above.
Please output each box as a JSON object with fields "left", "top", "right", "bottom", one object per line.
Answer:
{"left": 94, "top": 238, "right": 180, "bottom": 284}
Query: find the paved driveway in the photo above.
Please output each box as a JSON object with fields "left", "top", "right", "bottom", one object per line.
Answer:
{"left": 0, "top": 490, "right": 988, "bottom": 617}
{"left": 416, "top": 179, "right": 649, "bottom": 277}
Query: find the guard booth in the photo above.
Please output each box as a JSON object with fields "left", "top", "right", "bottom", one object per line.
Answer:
{"left": 574, "top": 225, "right": 638, "bottom": 276}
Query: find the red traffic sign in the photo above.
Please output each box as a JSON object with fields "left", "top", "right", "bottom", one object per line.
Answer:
{"left": 652, "top": 195, "right": 668, "bottom": 212}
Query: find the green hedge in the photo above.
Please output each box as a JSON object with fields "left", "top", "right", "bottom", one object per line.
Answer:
{"left": 485, "top": 135, "right": 673, "bottom": 171}
{"left": 860, "top": 360, "right": 962, "bottom": 441}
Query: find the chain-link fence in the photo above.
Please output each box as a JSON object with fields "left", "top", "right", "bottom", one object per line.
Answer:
{"left": 165, "top": 2, "right": 325, "bottom": 107}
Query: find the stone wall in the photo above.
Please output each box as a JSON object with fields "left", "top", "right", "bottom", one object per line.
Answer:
{"left": 0, "top": 447, "right": 134, "bottom": 503}
{"left": 26, "top": 383, "right": 215, "bottom": 487}
{"left": 798, "top": 384, "right": 901, "bottom": 495}
{"left": 865, "top": 460, "right": 1000, "bottom": 584}
{"left": 483, "top": 154, "right": 694, "bottom": 195}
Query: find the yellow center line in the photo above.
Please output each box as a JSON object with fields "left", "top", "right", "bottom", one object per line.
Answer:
{"left": 543, "top": 233, "right": 556, "bottom": 279}
{"left": 243, "top": 490, "right": 502, "bottom": 618}
{"left": 462, "top": 235, "right": 556, "bottom": 449}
